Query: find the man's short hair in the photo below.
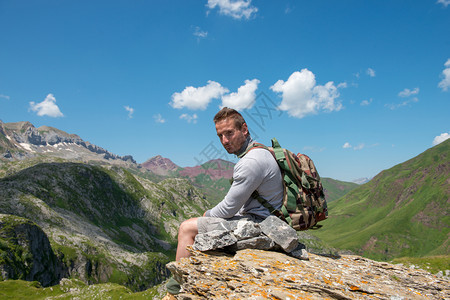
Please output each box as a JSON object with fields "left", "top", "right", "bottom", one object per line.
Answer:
{"left": 213, "top": 107, "right": 247, "bottom": 130}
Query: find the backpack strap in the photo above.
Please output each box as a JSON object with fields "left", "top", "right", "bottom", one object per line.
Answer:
{"left": 237, "top": 139, "right": 293, "bottom": 224}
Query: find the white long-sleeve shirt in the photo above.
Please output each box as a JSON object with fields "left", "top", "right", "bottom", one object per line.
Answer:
{"left": 204, "top": 147, "right": 284, "bottom": 219}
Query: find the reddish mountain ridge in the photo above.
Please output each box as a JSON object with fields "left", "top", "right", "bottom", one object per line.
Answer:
{"left": 140, "top": 155, "right": 180, "bottom": 176}
{"left": 140, "top": 156, "right": 234, "bottom": 180}
{"left": 178, "top": 159, "right": 234, "bottom": 180}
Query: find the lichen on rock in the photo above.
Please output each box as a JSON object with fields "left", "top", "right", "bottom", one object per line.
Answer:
{"left": 167, "top": 247, "right": 449, "bottom": 299}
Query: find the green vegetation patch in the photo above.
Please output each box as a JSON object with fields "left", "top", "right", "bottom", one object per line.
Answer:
{"left": 391, "top": 255, "right": 450, "bottom": 275}
{"left": 309, "top": 140, "right": 450, "bottom": 261}
{"left": 0, "top": 279, "right": 162, "bottom": 299}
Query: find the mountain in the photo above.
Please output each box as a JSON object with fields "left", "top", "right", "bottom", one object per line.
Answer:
{"left": 140, "top": 155, "right": 180, "bottom": 176}
{"left": 178, "top": 159, "right": 234, "bottom": 180}
{"left": 0, "top": 160, "right": 211, "bottom": 291}
{"left": 0, "top": 120, "right": 136, "bottom": 165}
{"left": 352, "top": 177, "right": 371, "bottom": 185}
{"left": 310, "top": 139, "right": 450, "bottom": 261}
{"left": 321, "top": 177, "right": 359, "bottom": 203}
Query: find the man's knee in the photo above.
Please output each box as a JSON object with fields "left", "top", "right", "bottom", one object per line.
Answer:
{"left": 178, "top": 218, "right": 198, "bottom": 236}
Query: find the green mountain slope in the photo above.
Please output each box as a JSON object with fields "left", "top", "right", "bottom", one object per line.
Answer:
{"left": 321, "top": 177, "right": 359, "bottom": 203}
{"left": 0, "top": 162, "right": 211, "bottom": 290}
{"left": 310, "top": 139, "right": 450, "bottom": 261}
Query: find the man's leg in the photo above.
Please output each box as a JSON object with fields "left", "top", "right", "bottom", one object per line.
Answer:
{"left": 176, "top": 217, "right": 198, "bottom": 261}
{"left": 165, "top": 217, "right": 199, "bottom": 297}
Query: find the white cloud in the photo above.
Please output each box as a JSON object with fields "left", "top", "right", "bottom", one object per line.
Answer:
{"left": 386, "top": 97, "right": 419, "bottom": 110}
{"left": 353, "top": 143, "right": 365, "bottom": 150}
{"left": 29, "top": 94, "right": 63, "bottom": 117}
{"left": 385, "top": 87, "right": 420, "bottom": 110}
{"left": 367, "top": 68, "right": 376, "bottom": 77}
{"left": 193, "top": 26, "right": 208, "bottom": 39}
{"left": 360, "top": 98, "right": 372, "bottom": 106}
{"left": 438, "top": 58, "right": 450, "bottom": 91}
{"left": 343, "top": 142, "right": 378, "bottom": 150}
{"left": 337, "top": 82, "right": 348, "bottom": 88}
{"left": 437, "top": 0, "right": 450, "bottom": 7}
{"left": 270, "top": 69, "right": 343, "bottom": 119}
{"left": 154, "top": 113, "right": 166, "bottom": 124}
{"left": 0, "top": 94, "right": 10, "bottom": 100}
{"left": 398, "top": 87, "right": 419, "bottom": 97}
{"left": 170, "top": 80, "right": 228, "bottom": 110}
{"left": 207, "top": 0, "right": 258, "bottom": 20}
{"left": 180, "top": 113, "right": 198, "bottom": 124}
{"left": 433, "top": 132, "right": 450, "bottom": 145}
{"left": 124, "top": 106, "right": 134, "bottom": 119}
{"left": 221, "top": 79, "right": 260, "bottom": 110}
{"left": 343, "top": 142, "right": 352, "bottom": 149}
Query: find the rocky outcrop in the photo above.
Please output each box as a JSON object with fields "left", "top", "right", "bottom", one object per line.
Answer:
{"left": 192, "top": 216, "right": 307, "bottom": 259}
{"left": 167, "top": 247, "right": 449, "bottom": 299}
{"left": 0, "top": 214, "right": 68, "bottom": 286}
{"left": 0, "top": 121, "right": 136, "bottom": 163}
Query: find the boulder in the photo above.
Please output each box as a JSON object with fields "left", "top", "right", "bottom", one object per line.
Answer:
{"left": 259, "top": 215, "right": 299, "bottom": 252}
{"left": 192, "top": 230, "right": 237, "bottom": 251}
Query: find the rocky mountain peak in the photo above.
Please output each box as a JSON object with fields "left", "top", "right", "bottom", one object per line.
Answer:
{"left": 140, "top": 155, "right": 180, "bottom": 175}
{"left": 0, "top": 121, "right": 136, "bottom": 164}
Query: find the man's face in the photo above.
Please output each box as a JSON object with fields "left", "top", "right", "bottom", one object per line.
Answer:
{"left": 215, "top": 118, "right": 248, "bottom": 154}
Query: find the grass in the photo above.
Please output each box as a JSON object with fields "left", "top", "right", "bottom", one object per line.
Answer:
{"left": 309, "top": 139, "right": 449, "bottom": 261}
{"left": 390, "top": 255, "right": 450, "bottom": 275}
{"left": 0, "top": 279, "right": 163, "bottom": 299}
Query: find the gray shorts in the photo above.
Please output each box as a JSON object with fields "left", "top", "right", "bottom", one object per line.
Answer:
{"left": 197, "top": 214, "right": 264, "bottom": 234}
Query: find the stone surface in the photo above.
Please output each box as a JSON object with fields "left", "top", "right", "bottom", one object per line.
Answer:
{"left": 289, "top": 243, "right": 309, "bottom": 260}
{"left": 233, "top": 220, "right": 262, "bottom": 240}
{"left": 167, "top": 247, "right": 450, "bottom": 300}
{"left": 231, "top": 235, "right": 276, "bottom": 251}
{"left": 192, "top": 230, "right": 237, "bottom": 251}
{"left": 259, "top": 215, "right": 299, "bottom": 252}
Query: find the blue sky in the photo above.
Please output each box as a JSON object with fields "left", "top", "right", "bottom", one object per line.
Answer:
{"left": 1, "top": 0, "right": 449, "bottom": 182}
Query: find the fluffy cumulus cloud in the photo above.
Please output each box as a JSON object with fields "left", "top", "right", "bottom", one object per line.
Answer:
{"left": 180, "top": 113, "right": 198, "bottom": 124}
{"left": 221, "top": 79, "right": 260, "bottom": 110}
{"left": 170, "top": 81, "right": 228, "bottom": 110}
{"left": 124, "top": 106, "right": 134, "bottom": 118}
{"left": 398, "top": 87, "right": 419, "bottom": 97}
{"left": 270, "top": 69, "right": 343, "bottom": 119}
{"left": 433, "top": 132, "right": 450, "bottom": 145}
{"left": 207, "top": 0, "right": 258, "bottom": 20}
{"left": 29, "top": 94, "right": 64, "bottom": 117}
{"left": 342, "top": 142, "right": 352, "bottom": 149}
{"left": 438, "top": 59, "right": 450, "bottom": 91}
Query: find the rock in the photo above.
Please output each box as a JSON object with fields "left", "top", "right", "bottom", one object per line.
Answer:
{"left": 289, "top": 243, "right": 309, "bottom": 260}
{"left": 230, "top": 235, "right": 276, "bottom": 251}
{"left": 166, "top": 247, "right": 450, "bottom": 299}
{"left": 192, "top": 230, "right": 237, "bottom": 251}
{"left": 233, "top": 220, "right": 261, "bottom": 240}
{"left": 212, "top": 219, "right": 239, "bottom": 232}
{"left": 260, "top": 215, "right": 299, "bottom": 252}
{"left": 0, "top": 214, "right": 68, "bottom": 286}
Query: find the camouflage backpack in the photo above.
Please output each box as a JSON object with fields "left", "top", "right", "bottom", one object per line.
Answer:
{"left": 241, "top": 138, "right": 328, "bottom": 231}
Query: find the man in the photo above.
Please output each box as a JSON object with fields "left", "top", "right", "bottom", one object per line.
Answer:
{"left": 165, "top": 107, "right": 284, "bottom": 297}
